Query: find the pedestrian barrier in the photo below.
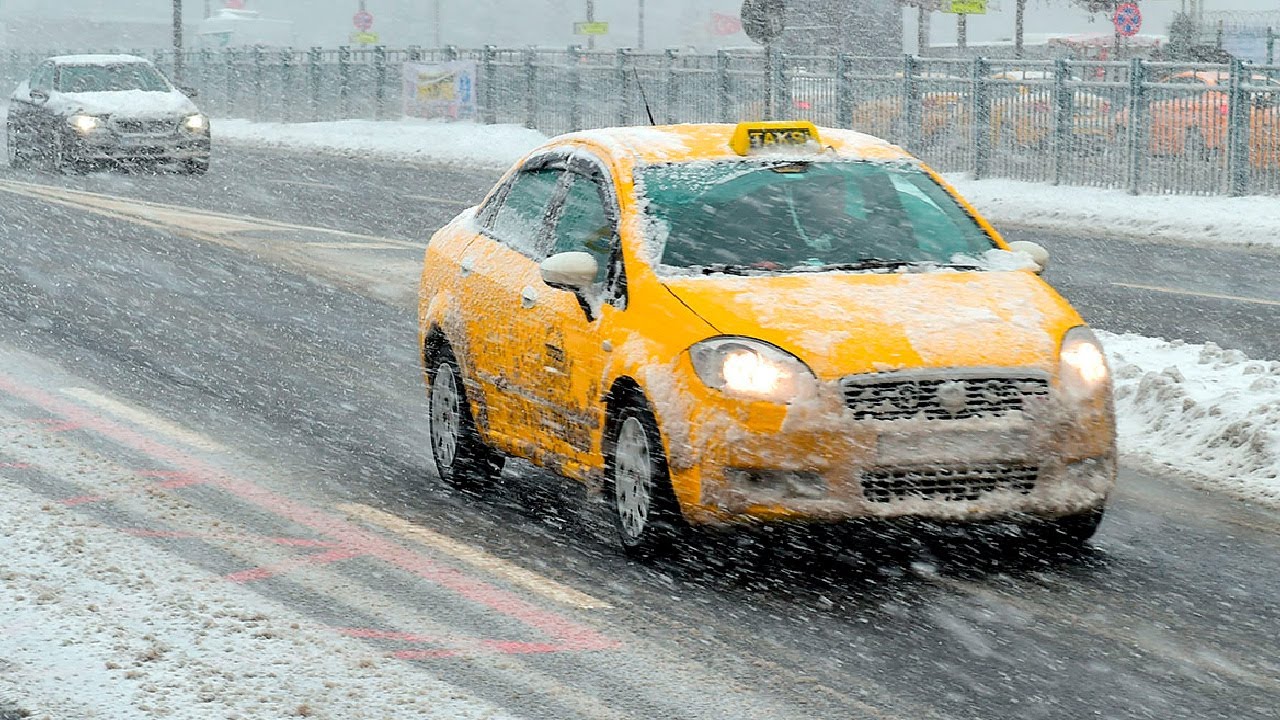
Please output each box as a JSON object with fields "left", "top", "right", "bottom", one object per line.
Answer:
{"left": 4, "top": 46, "right": 1278, "bottom": 197}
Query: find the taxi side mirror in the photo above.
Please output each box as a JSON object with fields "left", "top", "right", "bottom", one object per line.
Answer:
{"left": 540, "top": 251, "right": 598, "bottom": 291}
{"left": 1007, "top": 240, "right": 1049, "bottom": 274}
{"left": 179, "top": 85, "right": 200, "bottom": 98}
{"left": 29, "top": 89, "right": 49, "bottom": 104}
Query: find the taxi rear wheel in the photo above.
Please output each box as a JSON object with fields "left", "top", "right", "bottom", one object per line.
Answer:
{"left": 427, "top": 345, "right": 504, "bottom": 492}
{"left": 606, "top": 401, "right": 685, "bottom": 557}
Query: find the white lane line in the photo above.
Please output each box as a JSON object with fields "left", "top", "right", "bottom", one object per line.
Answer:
{"left": 59, "top": 387, "right": 227, "bottom": 453}
{"left": 338, "top": 503, "right": 612, "bottom": 610}
{"left": 305, "top": 241, "right": 418, "bottom": 250}
{"left": 1111, "top": 282, "right": 1280, "bottom": 307}
{"left": 406, "top": 194, "right": 475, "bottom": 207}
{"left": 269, "top": 178, "right": 342, "bottom": 190}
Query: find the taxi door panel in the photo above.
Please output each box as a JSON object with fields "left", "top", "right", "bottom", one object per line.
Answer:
{"left": 453, "top": 164, "right": 567, "bottom": 454}
{"left": 511, "top": 164, "right": 621, "bottom": 474}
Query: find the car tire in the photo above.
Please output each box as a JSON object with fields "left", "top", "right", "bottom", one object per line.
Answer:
{"left": 605, "top": 398, "right": 686, "bottom": 557}
{"left": 426, "top": 342, "right": 504, "bottom": 492}
{"left": 6, "top": 123, "right": 30, "bottom": 169}
{"left": 183, "top": 158, "right": 210, "bottom": 175}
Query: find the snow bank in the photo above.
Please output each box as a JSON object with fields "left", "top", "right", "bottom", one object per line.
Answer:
{"left": 1101, "top": 331, "right": 1280, "bottom": 507}
{"left": 213, "top": 117, "right": 547, "bottom": 169}
{"left": 947, "top": 175, "right": 1280, "bottom": 250}
{"left": 0, "top": 479, "right": 518, "bottom": 720}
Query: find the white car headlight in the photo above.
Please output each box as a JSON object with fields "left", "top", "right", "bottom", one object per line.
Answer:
{"left": 182, "top": 114, "right": 208, "bottom": 133}
{"left": 689, "top": 337, "right": 812, "bottom": 403}
{"left": 1059, "top": 326, "right": 1110, "bottom": 398}
{"left": 68, "top": 114, "right": 103, "bottom": 134}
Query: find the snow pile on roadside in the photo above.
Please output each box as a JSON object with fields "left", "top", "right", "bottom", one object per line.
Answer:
{"left": 214, "top": 117, "right": 546, "bottom": 169}
{"left": 0, "top": 480, "right": 517, "bottom": 720}
{"left": 1101, "top": 331, "right": 1280, "bottom": 507}
{"left": 946, "top": 175, "right": 1280, "bottom": 250}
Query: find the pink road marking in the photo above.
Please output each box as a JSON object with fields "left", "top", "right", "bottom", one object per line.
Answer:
{"left": 60, "top": 470, "right": 209, "bottom": 506}
{"left": 124, "top": 528, "right": 342, "bottom": 548}
{"left": 27, "top": 418, "right": 82, "bottom": 432}
{"left": 0, "top": 462, "right": 31, "bottom": 469}
{"left": 226, "top": 547, "right": 366, "bottom": 584}
{"left": 0, "top": 373, "right": 620, "bottom": 657}
{"left": 337, "top": 627, "right": 587, "bottom": 660}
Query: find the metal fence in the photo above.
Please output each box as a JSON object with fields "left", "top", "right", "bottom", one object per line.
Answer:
{"left": 5, "top": 46, "right": 1280, "bottom": 197}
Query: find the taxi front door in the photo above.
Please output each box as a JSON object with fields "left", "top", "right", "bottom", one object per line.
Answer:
{"left": 507, "top": 165, "right": 620, "bottom": 477}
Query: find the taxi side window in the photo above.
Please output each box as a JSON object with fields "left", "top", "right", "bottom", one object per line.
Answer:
{"left": 489, "top": 168, "right": 563, "bottom": 257}
{"left": 30, "top": 63, "right": 54, "bottom": 92}
{"left": 550, "top": 174, "right": 615, "bottom": 283}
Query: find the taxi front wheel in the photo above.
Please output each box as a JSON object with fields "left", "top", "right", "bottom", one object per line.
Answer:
{"left": 427, "top": 346, "right": 504, "bottom": 491}
{"left": 606, "top": 401, "right": 686, "bottom": 557}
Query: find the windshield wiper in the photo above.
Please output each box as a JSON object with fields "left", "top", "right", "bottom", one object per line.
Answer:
{"left": 695, "top": 263, "right": 768, "bottom": 275}
{"left": 794, "top": 259, "right": 982, "bottom": 273}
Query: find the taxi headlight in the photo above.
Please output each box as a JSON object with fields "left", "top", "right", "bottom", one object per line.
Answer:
{"left": 182, "top": 113, "right": 208, "bottom": 133}
{"left": 689, "top": 337, "right": 812, "bottom": 403}
{"left": 68, "top": 114, "right": 104, "bottom": 134}
{"left": 1060, "top": 326, "right": 1110, "bottom": 399}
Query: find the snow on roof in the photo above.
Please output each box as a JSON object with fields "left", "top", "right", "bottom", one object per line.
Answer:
{"left": 556, "top": 123, "right": 905, "bottom": 166}
{"left": 49, "top": 54, "right": 152, "bottom": 66}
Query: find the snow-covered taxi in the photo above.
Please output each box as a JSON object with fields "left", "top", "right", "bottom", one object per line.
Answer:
{"left": 417, "top": 121, "right": 1116, "bottom": 555}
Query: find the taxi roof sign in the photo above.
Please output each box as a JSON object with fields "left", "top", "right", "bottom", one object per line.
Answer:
{"left": 729, "top": 121, "right": 821, "bottom": 156}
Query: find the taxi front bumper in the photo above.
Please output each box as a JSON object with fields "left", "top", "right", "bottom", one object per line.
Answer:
{"left": 664, "top": 374, "right": 1116, "bottom": 528}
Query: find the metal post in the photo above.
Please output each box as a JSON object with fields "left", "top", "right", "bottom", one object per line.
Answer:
{"left": 338, "top": 45, "right": 351, "bottom": 119}
{"left": 280, "top": 48, "right": 293, "bottom": 123}
{"left": 902, "top": 54, "right": 921, "bottom": 152}
{"left": 569, "top": 45, "right": 584, "bottom": 132}
{"left": 664, "top": 48, "right": 678, "bottom": 124}
{"left": 1052, "top": 57, "right": 1070, "bottom": 186}
{"left": 224, "top": 48, "right": 235, "bottom": 114}
{"left": 638, "top": 0, "right": 646, "bottom": 50}
{"left": 972, "top": 57, "right": 990, "bottom": 179}
{"left": 1268, "top": 27, "right": 1275, "bottom": 66}
{"left": 434, "top": 0, "right": 443, "bottom": 48}
{"left": 836, "top": 53, "right": 853, "bottom": 130}
{"left": 586, "top": 0, "right": 597, "bottom": 51}
{"left": 958, "top": 14, "right": 967, "bottom": 50}
{"left": 1014, "top": 0, "right": 1026, "bottom": 59}
{"left": 483, "top": 45, "right": 498, "bottom": 125}
{"left": 172, "top": 0, "right": 184, "bottom": 83}
{"left": 524, "top": 47, "right": 538, "bottom": 130}
{"left": 373, "top": 45, "right": 387, "bottom": 120}
{"left": 308, "top": 47, "right": 322, "bottom": 121}
{"left": 716, "top": 49, "right": 731, "bottom": 124}
{"left": 252, "top": 46, "right": 264, "bottom": 121}
{"left": 768, "top": 43, "right": 786, "bottom": 120}
{"left": 764, "top": 42, "right": 775, "bottom": 120}
{"left": 1227, "top": 58, "right": 1250, "bottom": 197}
{"left": 1126, "top": 57, "right": 1147, "bottom": 195}
{"left": 618, "top": 49, "right": 634, "bottom": 127}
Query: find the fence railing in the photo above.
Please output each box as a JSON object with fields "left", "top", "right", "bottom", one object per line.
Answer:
{"left": 5, "top": 46, "right": 1280, "bottom": 197}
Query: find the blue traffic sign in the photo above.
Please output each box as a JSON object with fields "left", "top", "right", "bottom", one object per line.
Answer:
{"left": 1113, "top": 2, "right": 1142, "bottom": 37}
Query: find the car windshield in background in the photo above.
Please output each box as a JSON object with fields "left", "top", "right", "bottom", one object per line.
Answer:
{"left": 639, "top": 160, "right": 997, "bottom": 273}
{"left": 56, "top": 63, "right": 169, "bottom": 93}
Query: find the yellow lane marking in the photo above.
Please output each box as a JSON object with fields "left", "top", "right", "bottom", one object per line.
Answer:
{"left": 1111, "top": 282, "right": 1280, "bottom": 307}
{"left": 59, "top": 387, "right": 227, "bottom": 453}
{"left": 337, "top": 503, "right": 612, "bottom": 610}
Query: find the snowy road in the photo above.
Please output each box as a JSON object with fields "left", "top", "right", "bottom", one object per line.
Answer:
{"left": 1, "top": 145, "right": 1279, "bottom": 719}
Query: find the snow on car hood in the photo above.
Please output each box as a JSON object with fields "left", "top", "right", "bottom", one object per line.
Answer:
{"left": 48, "top": 89, "right": 198, "bottom": 118}
{"left": 662, "top": 270, "right": 1079, "bottom": 379}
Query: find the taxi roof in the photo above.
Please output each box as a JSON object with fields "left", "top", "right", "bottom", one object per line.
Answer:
{"left": 554, "top": 123, "right": 915, "bottom": 166}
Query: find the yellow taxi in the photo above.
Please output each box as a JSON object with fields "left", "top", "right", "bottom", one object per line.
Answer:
{"left": 418, "top": 121, "right": 1116, "bottom": 556}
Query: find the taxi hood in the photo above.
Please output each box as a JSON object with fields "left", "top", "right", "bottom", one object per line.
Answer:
{"left": 661, "top": 270, "right": 1078, "bottom": 379}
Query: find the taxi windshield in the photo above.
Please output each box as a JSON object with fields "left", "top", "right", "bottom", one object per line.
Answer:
{"left": 639, "top": 160, "right": 997, "bottom": 273}
{"left": 56, "top": 63, "right": 170, "bottom": 93}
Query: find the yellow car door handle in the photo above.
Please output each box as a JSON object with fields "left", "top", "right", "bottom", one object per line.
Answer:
{"left": 459, "top": 258, "right": 474, "bottom": 277}
{"left": 521, "top": 286, "right": 538, "bottom": 308}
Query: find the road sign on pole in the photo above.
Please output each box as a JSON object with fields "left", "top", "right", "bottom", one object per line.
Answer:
{"left": 942, "top": 0, "right": 988, "bottom": 14}
{"left": 740, "top": 0, "right": 785, "bottom": 45}
{"left": 1113, "top": 2, "right": 1142, "bottom": 37}
{"left": 353, "top": 10, "right": 374, "bottom": 32}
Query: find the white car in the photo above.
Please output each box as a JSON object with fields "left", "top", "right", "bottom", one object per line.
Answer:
{"left": 7, "top": 54, "right": 211, "bottom": 174}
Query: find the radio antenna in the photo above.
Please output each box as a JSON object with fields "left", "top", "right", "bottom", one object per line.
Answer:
{"left": 633, "top": 68, "right": 657, "bottom": 126}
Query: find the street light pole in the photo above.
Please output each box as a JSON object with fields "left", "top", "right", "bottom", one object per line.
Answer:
{"left": 173, "top": 0, "right": 184, "bottom": 83}
{"left": 638, "top": 0, "right": 645, "bottom": 50}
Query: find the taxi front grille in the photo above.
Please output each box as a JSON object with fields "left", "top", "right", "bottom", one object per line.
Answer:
{"left": 842, "top": 375, "right": 1049, "bottom": 421}
{"left": 114, "top": 119, "right": 175, "bottom": 135}
{"left": 861, "top": 464, "right": 1038, "bottom": 503}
